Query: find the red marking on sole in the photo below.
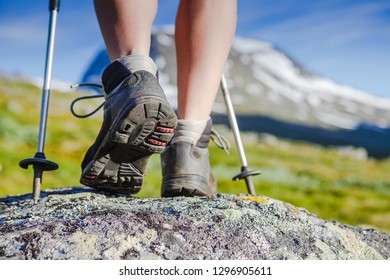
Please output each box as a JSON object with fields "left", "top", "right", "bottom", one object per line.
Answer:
{"left": 83, "top": 175, "right": 97, "bottom": 179}
{"left": 156, "top": 126, "right": 175, "bottom": 133}
{"left": 147, "top": 138, "right": 167, "bottom": 146}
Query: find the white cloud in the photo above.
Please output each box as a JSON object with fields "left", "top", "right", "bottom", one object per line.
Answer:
{"left": 253, "top": 0, "right": 390, "bottom": 49}
{"left": 0, "top": 15, "right": 47, "bottom": 45}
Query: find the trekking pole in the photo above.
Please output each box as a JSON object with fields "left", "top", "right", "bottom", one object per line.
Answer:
{"left": 220, "top": 74, "right": 261, "bottom": 196}
{"left": 19, "top": 0, "right": 60, "bottom": 202}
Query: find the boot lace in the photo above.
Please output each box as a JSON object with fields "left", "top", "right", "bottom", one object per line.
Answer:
{"left": 70, "top": 83, "right": 104, "bottom": 118}
{"left": 70, "top": 78, "right": 129, "bottom": 118}
{"left": 211, "top": 129, "right": 231, "bottom": 155}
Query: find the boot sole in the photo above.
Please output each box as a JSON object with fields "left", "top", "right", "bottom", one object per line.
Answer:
{"left": 81, "top": 97, "right": 177, "bottom": 194}
{"left": 161, "top": 175, "right": 217, "bottom": 197}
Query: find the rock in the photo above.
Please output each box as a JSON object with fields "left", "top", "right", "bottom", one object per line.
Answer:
{"left": 0, "top": 187, "right": 388, "bottom": 260}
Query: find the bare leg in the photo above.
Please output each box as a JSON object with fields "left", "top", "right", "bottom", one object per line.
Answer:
{"left": 94, "top": 0, "right": 157, "bottom": 61}
{"left": 175, "top": 0, "right": 237, "bottom": 120}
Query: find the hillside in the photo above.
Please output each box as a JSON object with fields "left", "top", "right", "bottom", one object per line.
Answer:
{"left": 0, "top": 77, "right": 389, "bottom": 233}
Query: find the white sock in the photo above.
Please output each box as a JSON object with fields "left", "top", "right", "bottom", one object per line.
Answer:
{"left": 171, "top": 118, "right": 210, "bottom": 145}
{"left": 117, "top": 54, "right": 158, "bottom": 77}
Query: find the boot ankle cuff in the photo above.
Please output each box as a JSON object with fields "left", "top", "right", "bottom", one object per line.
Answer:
{"left": 196, "top": 118, "right": 213, "bottom": 148}
{"left": 102, "top": 61, "right": 132, "bottom": 94}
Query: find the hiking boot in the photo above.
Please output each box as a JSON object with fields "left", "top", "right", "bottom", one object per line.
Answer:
{"left": 80, "top": 61, "right": 177, "bottom": 194}
{"left": 160, "top": 119, "right": 218, "bottom": 197}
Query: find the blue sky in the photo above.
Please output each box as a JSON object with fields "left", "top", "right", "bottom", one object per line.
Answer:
{"left": 0, "top": 0, "right": 389, "bottom": 98}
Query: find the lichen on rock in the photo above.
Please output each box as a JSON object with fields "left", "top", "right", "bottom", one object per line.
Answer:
{"left": 0, "top": 187, "right": 388, "bottom": 260}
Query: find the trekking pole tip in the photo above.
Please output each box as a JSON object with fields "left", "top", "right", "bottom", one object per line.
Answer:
{"left": 232, "top": 166, "right": 261, "bottom": 196}
{"left": 19, "top": 154, "right": 58, "bottom": 202}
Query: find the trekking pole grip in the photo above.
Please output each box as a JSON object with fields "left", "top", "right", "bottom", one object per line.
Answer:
{"left": 49, "top": 0, "right": 60, "bottom": 11}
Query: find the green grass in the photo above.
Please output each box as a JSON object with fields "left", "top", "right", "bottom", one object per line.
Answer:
{"left": 1, "top": 77, "right": 389, "bottom": 233}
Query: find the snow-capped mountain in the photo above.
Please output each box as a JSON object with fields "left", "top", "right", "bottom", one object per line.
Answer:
{"left": 81, "top": 28, "right": 390, "bottom": 158}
